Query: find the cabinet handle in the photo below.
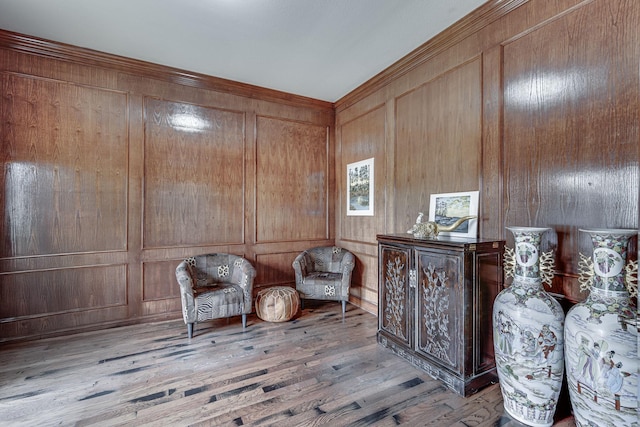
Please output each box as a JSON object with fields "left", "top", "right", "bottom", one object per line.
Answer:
{"left": 409, "top": 269, "right": 417, "bottom": 288}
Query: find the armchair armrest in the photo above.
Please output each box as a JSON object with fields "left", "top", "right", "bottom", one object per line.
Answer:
{"left": 292, "top": 251, "right": 312, "bottom": 281}
{"left": 340, "top": 251, "right": 355, "bottom": 289}
{"left": 341, "top": 251, "right": 355, "bottom": 273}
{"left": 176, "top": 260, "right": 196, "bottom": 323}
{"left": 176, "top": 260, "right": 195, "bottom": 294}
{"left": 230, "top": 257, "right": 257, "bottom": 290}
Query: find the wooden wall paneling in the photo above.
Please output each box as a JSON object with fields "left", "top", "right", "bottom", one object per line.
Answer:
{"left": 501, "top": 0, "right": 639, "bottom": 301}
{"left": 127, "top": 94, "right": 144, "bottom": 318}
{"left": 140, "top": 259, "right": 182, "bottom": 317}
{"left": 338, "top": 105, "right": 387, "bottom": 243}
{"left": 244, "top": 110, "right": 257, "bottom": 251}
{"left": 334, "top": 0, "right": 530, "bottom": 112}
{"left": 393, "top": 58, "right": 483, "bottom": 233}
{"left": 347, "top": 252, "right": 378, "bottom": 314}
{"left": 0, "top": 30, "right": 335, "bottom": 341}
{"left": 383, "top": 100, "right": 397, "bottom": 234}
{"left": 481, "top": 47, "right": 504, "bottom": 240}
{"left": 255, "top": 116, "right": 329, "bottom": 242}
{"left": 141, "top": 260, "right": 181, "bottom": 302}
{"left": 337, "top": 105, "right": 387, "bottom": 313}
{"left": 0, "top": 265, "right": 127, "bottom": 318}
{"left": 0, "top": 264, "right": 129, "bottom": 338}
{"left": 1, "top": 72, "right": 128, "bottom": 257}
{"left": 143, "top": 97, "right": 246, "bottom": 248}
{"left": 254, "top": 252, "right": 298, "bottom": 291}
{"left": 0, "top": 29, "right": 332, "bottom": 111}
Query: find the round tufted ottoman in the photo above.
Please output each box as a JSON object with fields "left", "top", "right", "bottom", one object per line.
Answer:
{"left": 255, "top": 286, "right": 300, "bottom": 322}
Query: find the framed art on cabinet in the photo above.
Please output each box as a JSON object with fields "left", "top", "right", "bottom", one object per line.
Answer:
{"left": 347, "top": 157, "right": 374, "bottom": 216}
{"left": 428, "top": 191, "right": 479, "bottom": 237}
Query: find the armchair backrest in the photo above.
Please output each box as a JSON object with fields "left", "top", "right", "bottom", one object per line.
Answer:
{"left": 179, "top": 253, "right": 256, "bottom": 290}
{"left": 303, "top": 246, "right": 355, "bottom": 274}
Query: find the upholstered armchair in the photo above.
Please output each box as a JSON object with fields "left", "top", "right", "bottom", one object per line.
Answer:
{"left": 293, "top": 246, "right": 355, "bottom": 315}
{"left": 175, "top": 253, "right": 256, "bottom": 338}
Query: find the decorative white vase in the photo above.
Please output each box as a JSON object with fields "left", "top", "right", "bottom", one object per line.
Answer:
{"left": 492, "top": 226, "right": 565, "bottom": 427}
{"left": 564, "top": 228, "right": 638, "bottom": 427}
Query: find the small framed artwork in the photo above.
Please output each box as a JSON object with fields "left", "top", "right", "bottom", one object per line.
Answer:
{"left": 428, "top": 191, "right": 479, "bottom": 237}
{"left": 346, "top": 157, "right": 374, "bottom": 216}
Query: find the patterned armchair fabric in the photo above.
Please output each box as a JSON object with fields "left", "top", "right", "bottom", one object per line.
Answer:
{"left": 292, "top": 246, "right": 355, "bottom": 315}
{"left": 175, "top": 253, "right": 256, "bottom": 338}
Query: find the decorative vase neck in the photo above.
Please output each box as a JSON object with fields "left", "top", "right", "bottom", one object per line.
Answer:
{"left": 579, "top": 228, "right": 636, "bottom": 293}
{"left": 507, "top": 226, "right": 550, "bottom": 287}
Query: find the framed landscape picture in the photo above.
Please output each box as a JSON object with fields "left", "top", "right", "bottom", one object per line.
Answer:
{"left": 428, "top": 191, "right": 479, "bottom": 237}
{"left": 346, "top": 158, "right": 374, "bottom": 216}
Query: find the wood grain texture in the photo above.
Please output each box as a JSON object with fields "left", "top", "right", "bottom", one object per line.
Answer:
{"left": 0, "top": 302, "right": 576, "bottom": 426}
{"left": 141, "top": 260, "right": 181, "bottom": 302}
{"left": 338, "top": 105, "right": 386, "bottom": 243}
{"left": 1, "top": 73, "right": 128, "bottom": 257}
{"left": 0, "top": 264, "right": 127, "bottom": 318}
{"left": 143, "top": 97, "right": 246, "bottom": 248}
{"left": 0, "top": 33, "right": 334, "bottom": 341}
{"left": 336, "top": 105, "right": 387, "bottom": 314}
{"left": 335, "top": 0, "right": 530, "bottom": 112}
{"left": 336, "top": 0, "right": 638, "bottom": 309}
{"left": 0, "top": 30, "right": 333, "bottom": 111}
{"left": 254, "top": 251, "right": 298, "bottom": 289}
{"left": 1, "top": 0, "right": 638, "bottom": 340}
{"left": 394, "top": 58, "right": 482, "bottom": 231}
{"left": 255, "top": 116, "right": 329, "bottom": 242}
{"left": 502, "top": 0, "right": 639, "bottom": 276}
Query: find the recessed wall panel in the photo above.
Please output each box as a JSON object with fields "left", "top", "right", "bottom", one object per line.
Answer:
{"left": 502, "top": 0, "right": 639, "bottom": 267}
{"left": 255, "top": 252, "right": 297, "bottom": 288}
{"left": 340, "top": 106, "right": 386, "bottom": 243}
{"left": 394, "top": 59, "right": 482, "bottom": 232}
{"left": 142, "top": 259, "right": 181, "bottom": 301}
{"left": 1, "top": 73, "right": 128, "bottom": 257}
{"left": 0, "top": 264, "right": 127, "bottom": 319}
{"left": 256, "top": 116, "right": 328, "bottom": 242}
{"left": 143, "top": 98, "right": 245, "bottom": 248}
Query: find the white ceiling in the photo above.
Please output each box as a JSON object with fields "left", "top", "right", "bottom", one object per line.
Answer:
{"left": 0, "top": 0, "right": 487, "bottom": 102}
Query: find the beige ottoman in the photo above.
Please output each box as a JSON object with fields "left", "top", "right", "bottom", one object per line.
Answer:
{"left": 255, "top": 286, "right": 300, "bottom": 322}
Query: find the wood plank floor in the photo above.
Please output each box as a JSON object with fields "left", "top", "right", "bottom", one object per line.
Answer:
{"left": 0, "top": 301, "right": 576, "bottom": 426}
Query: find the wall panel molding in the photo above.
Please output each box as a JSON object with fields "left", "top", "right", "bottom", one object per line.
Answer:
{"left": 0, "top": 31, "right": 335, "bottom": 342}
{"left": 0, "top": 30, "right": 333, "bottom": 111}
{"left": 142, "top": 97, "right": 246, "bottom": 248}
{"left": 255, "top": 116, "right": 330, "bottom": 243}
{"left": 0, "top": 264, "right": 127, "bottom": 319}
{"left": 335, "top": 0, "right": 529, "bottom": 112}
{"left": 1, "top": 72, "right": 129, "bottom": 258}
{"left": 336, "top": 0, "right": 638, "bottom": 312}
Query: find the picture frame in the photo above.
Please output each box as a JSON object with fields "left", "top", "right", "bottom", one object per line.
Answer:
{"left": 346, "top": 157, "right": 374, "bottom": 216}
{"left": 428, "top": 191, "right": 479, "bottom": 237}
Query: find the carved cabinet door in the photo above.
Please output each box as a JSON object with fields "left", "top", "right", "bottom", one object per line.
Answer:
{"left": 415, "top": 248, "right": 464, "bottom": 375}
{"left": 378, "top": 243, "right": 412, "bottom": 348}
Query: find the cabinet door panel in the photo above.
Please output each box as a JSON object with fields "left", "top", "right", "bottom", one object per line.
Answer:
{"left": 379, "top": 244, "right": 412, "bottom": 348}
{"left": 415, "top": 249, "right": 463, "bottom": 374}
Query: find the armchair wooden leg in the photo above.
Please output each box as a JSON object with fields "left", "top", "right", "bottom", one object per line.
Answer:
{"left": 342, "top": 300, "right": 346, "bottom": 315}
{"left": 242, "top": 314, "right": 247, "bottom": 329}
{"left": 187, "top": 323, "right": 194, "bottom": 339}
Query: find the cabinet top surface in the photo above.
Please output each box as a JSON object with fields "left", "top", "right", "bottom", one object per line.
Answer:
{"left": 377, "top": 233, "right": 503, "bottom": 248}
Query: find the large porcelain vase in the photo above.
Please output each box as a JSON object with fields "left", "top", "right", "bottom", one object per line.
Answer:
{"left": 564, "top": 228, "right": 638, "bottom": 427}
{"left": 492, "top": 226, "right": 565, "bottom": 427}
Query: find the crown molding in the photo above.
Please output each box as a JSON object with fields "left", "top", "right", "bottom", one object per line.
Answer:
{"left": 0, "top": 29, "right": 334, "bottom": 111}
{"left": 334, "top": 0, "right": 529, "bottom": 112}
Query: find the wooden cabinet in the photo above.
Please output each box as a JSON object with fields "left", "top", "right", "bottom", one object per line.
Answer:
{"left": 377, "top": 234, "right": 504, "bottom": 396}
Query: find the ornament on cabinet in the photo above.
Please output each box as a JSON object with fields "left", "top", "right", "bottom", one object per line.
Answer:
{"left": 406, "top": 211, "right": 476, "bottom": 239}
